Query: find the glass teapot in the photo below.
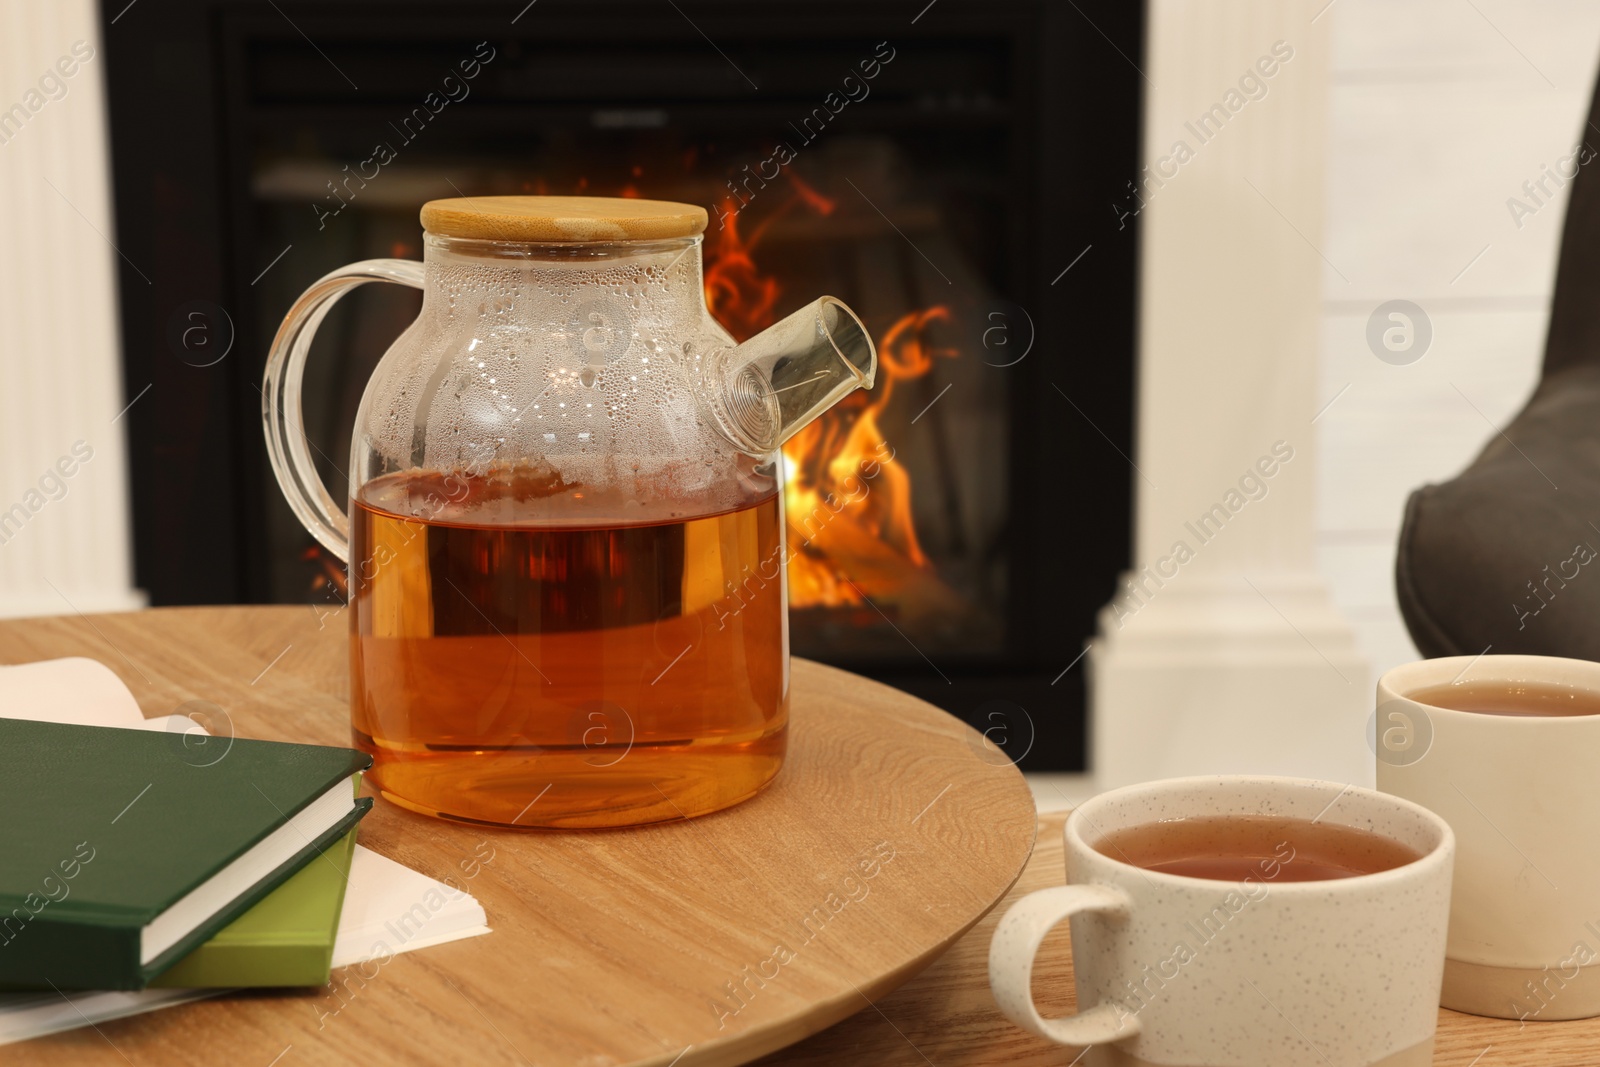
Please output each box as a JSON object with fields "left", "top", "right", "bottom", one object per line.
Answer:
{"left": 263, "top": 196, "right": 876, "bottom": 828}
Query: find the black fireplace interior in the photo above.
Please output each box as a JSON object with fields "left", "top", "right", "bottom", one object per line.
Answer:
{"left": 101, "top": 0, "right": 1140, "bottom": 770}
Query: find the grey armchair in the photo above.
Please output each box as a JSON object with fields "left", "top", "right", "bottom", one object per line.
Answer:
{"left": 1397, "top": 80, "right": 1600, "bottom": 660}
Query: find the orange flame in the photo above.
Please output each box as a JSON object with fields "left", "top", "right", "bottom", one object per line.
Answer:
{"left": 705, "top": 197, "right": 781, "bottom": 340}
{"left": 703, "top": 179, "right": 958, "bottom": 609}
{"left": 302, "top": 544, "right": 348, "bottom": 599}
{"left": 781, "top": 307, "right": 956, "bottom": 605}
{"left": 786, "top": 170, "right": 837, "bottom": 218}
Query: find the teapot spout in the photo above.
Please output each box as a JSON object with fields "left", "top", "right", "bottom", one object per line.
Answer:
{"left": 704, "top": 297, "right": 877, "bottom": 456}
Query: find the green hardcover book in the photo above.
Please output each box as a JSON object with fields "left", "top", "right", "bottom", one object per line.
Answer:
{"left": 150, "top": 826, "right": 358, "bottom": 988}
{"left": 0, "top": 719, "right": 372, "bottom": 991}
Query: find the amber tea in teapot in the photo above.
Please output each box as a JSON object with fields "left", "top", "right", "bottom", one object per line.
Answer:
{"left": 264, "top": 197, "right": 876, "bottom": 827}
{"left": 349, "top": 465, "right": 784, "bottom": 827}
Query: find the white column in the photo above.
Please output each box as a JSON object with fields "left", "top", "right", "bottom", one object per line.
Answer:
{"left": 1088, "top": 0, "right": 1370, "bottom": 788}
{"left": 0, "top": 2, "right": 143, "bottom": 616}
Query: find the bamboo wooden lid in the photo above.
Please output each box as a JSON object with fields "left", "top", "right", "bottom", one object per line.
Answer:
{"left": 419, "top": 195, "right": 708, "bottom": 243}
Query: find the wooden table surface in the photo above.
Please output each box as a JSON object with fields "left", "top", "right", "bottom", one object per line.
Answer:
{"left": 1, "top": 607, "right": 1037, "bottom": 1067}
{"left": 7, "top": 607, "right": 1592, "bottom": 1065}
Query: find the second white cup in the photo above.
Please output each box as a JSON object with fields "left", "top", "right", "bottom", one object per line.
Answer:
{"left": 1378, "top": 654, "right": 1600, "bottom": 1020}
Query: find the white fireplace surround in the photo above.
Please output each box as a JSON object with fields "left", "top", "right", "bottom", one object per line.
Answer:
{"left": 0, "top": 1, "right": 143, "bottom": 618}
{"left": 1087, "top": 0, "right": 1372, "bottom": 789}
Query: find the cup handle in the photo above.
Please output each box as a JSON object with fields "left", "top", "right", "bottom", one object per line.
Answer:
{"left": 261, "top": 259, "right": 425, "bottom": 562}
{"left": 988, "top": 884, "right": 1140, "bottom": 1047}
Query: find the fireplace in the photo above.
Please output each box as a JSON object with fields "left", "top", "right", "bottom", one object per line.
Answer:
{"left": 101, "top": 0, "right": 1140, "bottom": 770}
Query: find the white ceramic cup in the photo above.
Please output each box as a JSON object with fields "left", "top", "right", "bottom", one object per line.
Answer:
{"left": 1377, "top": 654, "right": 1600, "bottom": 1020}
{"left": 988, "top": 775, "right": 1454, "bottom": 1067}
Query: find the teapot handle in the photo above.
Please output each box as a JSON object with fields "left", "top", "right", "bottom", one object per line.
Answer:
{"left": 261, "top": 259, "right": 425, "bottom": 563}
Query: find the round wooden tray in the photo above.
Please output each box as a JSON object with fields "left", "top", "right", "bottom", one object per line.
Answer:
{"left": 2, "top": 607, "right": 1036, "bottom": 1067}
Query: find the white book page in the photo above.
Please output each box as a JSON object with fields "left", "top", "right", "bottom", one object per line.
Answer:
{"left": 0, "top": 658, "right": 143, "bottom": 726}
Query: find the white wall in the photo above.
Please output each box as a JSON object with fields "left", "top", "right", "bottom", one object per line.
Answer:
{"left": 0, "top": 2, "right": 142, "bottom": 617}
{"left": 1318, "top": 0, "right": 1600, "bottom": 680}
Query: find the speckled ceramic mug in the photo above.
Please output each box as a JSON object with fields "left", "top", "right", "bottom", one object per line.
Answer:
{"left": 988, "top": 776, "right": 1454, "bottom": 1067}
